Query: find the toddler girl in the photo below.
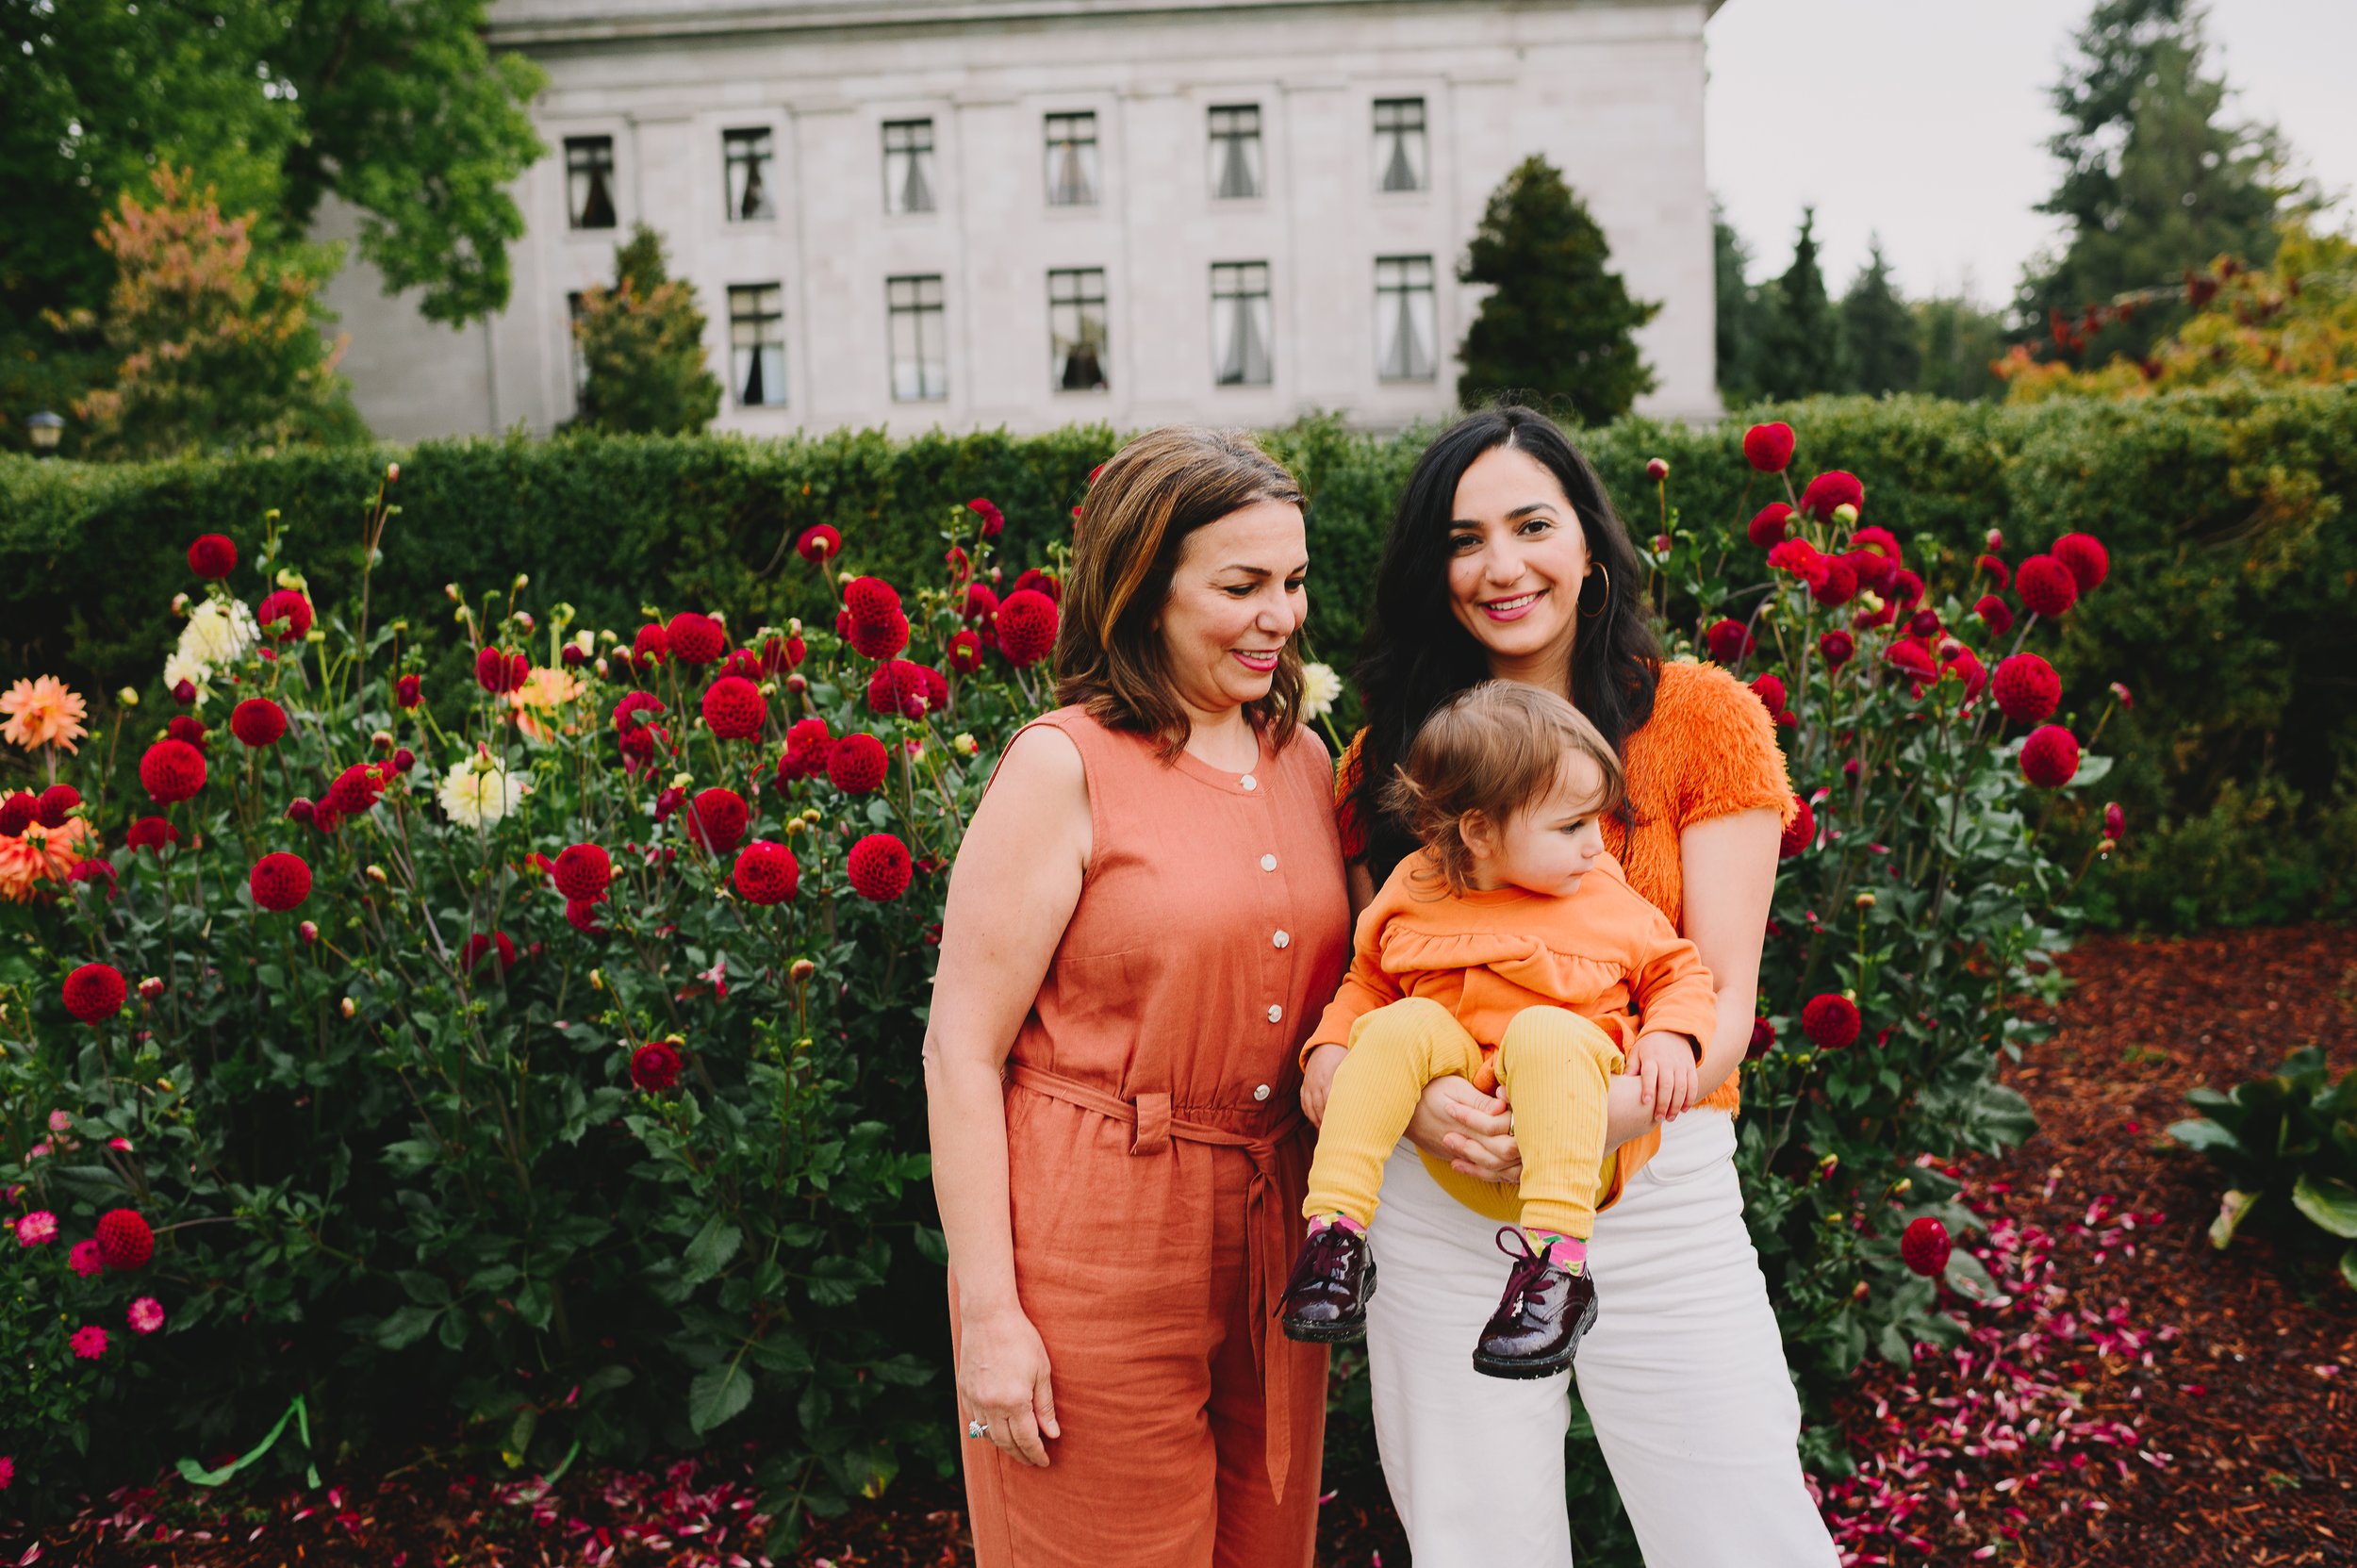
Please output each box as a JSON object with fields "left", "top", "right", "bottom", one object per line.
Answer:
{"left": 1277, "top": 681, "right": 1718, "bottom": 1377}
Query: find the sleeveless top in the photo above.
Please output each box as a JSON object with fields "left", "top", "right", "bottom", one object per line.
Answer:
{"left": 994, "top": 705, "right": 1351, "bottom": 1498}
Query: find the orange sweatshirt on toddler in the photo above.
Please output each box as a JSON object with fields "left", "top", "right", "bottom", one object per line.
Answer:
{"left": 1298, "top": 845, "right": 1719, "bottom": 1233}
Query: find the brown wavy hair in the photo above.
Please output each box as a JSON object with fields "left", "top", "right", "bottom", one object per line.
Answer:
{"left": 1056, "top": 426, "right": 1308, "bottom": 757}
{"left": 1380, "top": 681, "right": 1625, "bottom": 896}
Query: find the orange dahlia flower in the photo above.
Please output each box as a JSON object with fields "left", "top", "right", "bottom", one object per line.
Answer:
{"left": 0, "top": 816, "right": 96, "bottom": 902}
{"left": 0, "top": 675, "right": 90, "bottom": 754}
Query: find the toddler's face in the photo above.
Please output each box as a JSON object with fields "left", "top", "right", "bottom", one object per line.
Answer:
{"left": 1490, "top": 752, "right": 1609, "bottom": 898}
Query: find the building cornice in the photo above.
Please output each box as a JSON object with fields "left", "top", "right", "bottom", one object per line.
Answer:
{"left": 488, "top": 0, "right": 1721, "bottom": 50}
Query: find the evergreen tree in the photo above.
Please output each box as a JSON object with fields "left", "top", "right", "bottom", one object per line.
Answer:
{"left": 1457, "top": 156, "right": 1660, "bottom": 426}
{"left": 1753, "top": 208, "right": 1851, "bottom": 400}
{"left": 1713, "top": 203, "right": 1768, "bottom": 404}
{"left": 573, "top": 226, "right": 721, "bottom": 437}
{"left": 1914, "top": 294, "right": 2010, "bottom": 402}
{"left": 75, "top": 167, "right": 366, "bottom": 459}
{"left": 2016, "top": 0, "right": 2293, "bottom": 364}
{"left": 1840, "top": 239, "right": 1921, "bottom": 396}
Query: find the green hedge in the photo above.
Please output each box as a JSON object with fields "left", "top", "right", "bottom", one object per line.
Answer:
{"left": 4, "top": 388, "right": 2352, "bottom": 930}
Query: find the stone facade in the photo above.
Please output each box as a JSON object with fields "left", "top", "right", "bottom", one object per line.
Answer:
{"left": 321, "top": 0, "right": 1721, "bottom": 440}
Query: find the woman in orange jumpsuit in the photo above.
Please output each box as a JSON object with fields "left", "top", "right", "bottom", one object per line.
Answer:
{"left": 923, "top": 426, "right": 1353, "bottom": 1566}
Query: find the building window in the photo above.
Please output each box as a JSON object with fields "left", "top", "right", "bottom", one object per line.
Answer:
{"left": 1048, "top": 269, "right": 1109, "bottom": 392}
{"left": 888, "top": 274, "right": 948, "bottom": 401}
{"left": 1045, "top": 112, "right": 1099, "bottom": 206}
{"left": 729, "top": 284, "right": 787, "bottom": 407}
{"left": 1211, "top": 262, "right": 1273, "bottom": 387}
{"left": 1208, "top": 105, "right": 1262, "bottom": 200}
{"left": 883, "top": 119, "right": 936, "bottom": 215}
{"left": 723, "top": 128, "right": 776, "bottom": 222}
{"left": 565, "top": 136, "right": 618, "bottom": 229}
{"left": 1373, "top": 98, "right": 1427, "bottom": 193}
{"left": 1376, "top": 256, "right": 1438, "bottom": 382}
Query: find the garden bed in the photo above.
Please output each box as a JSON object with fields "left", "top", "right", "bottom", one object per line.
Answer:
{"left": 11, "top": 924, "right": 2352, "bottom": 1566}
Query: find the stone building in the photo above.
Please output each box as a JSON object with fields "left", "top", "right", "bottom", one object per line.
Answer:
{"left": 321, "top": 0, "right": 1722, "bottom": 440}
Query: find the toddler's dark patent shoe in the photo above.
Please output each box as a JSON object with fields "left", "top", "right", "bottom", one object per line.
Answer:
{"left": 1472, "top": 1227, "right": 1597, "bottom": 1379}
{"left": 1278, "top": 1221, "right": 1376, "bottom": 1344}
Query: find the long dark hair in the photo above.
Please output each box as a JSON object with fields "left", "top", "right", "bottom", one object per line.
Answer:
{"left": 1352, "top": 405, "right": 1660, "bottom": 884}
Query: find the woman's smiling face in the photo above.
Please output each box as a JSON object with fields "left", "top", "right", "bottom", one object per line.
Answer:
{"left": 1155, "top": 499, "right": 1309, "bottom": 722}
{"left": 1445, "top": 444, "right": 1592, "bottom": 682}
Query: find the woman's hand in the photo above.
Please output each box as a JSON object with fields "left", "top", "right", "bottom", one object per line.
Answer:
{"left": 1406, "top": 1075, "right": 1522, "bottom": 1183}
{"left": 1300, "top": 1043, "right": 1348, "bottom": 1126}
{"left": 957, "top": 1302, "right": 1062, "bottom": 1468}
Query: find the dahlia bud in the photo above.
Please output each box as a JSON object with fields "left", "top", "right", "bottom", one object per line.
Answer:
{"left": 287, "top": 797, "right": 317, "bottom": 825}
{"left": 953, "top": 733, "right": 979, "bottom": 757}
{"left": 836, "top": 569, "right": 856, "bottom": 587}
{"left": 387, "top": 462, "right": 401, "bottom": 483}
{"left": 1853, "top": 1280, "right": 1871, "bottom": 1300}
{"left": 1855, "top": 590, "right": 1884, "bottom": 616}
{"left": 1653, "top": 535, "right": 1672, "bottom": 555}
{"left": 786, "top": 672, "right": 808, "bottom": 695}
{"left": 1854, "top": 892, "right": 1877, "bottom": 909}
{"left": 138, "top": 977, "right": 164, "bottom": 1000}
{"left": 513, "top": 572, "right": 530, "bottom": 590}
{"left": 2108, "top": 681, "right": 2133, "bottom": 711}
{"left": 118, "top": 686, "right": 140, "bottom": 707}
{"left": 590, "top": 967, "right": 606, "bottom": 991}
{"left": 801, "top": 807, "right": 822, "bottom": 824}
{"left": 392, "top": 747, "right": 415, "bottom": 773}
{"left": 371, "top": 730, "right": 394, "bottom": 751}
{"left": 561, "top": 643, "right": 585, "bottom": 668}
{"left": 572, "top": 630, "right": 595, "bottom": 656}
{"left": 789, "top": 959, "right": 816, "bottom": 983}
{"left": 1818, "top": 1153, "right": 1840, "bottom": 1177}
{"left": 668, "top": 771, "right": 695, "bottom": 793}
{"left": 1831, "top": 503, "right": 1858, "bottom": 526}
{"left": 515, "top": 611, "right": 536, "bottom": 634}
{"left": 2103, "top": 801, "right": 2124, "bottom": 840}
{"left": 2099, "top": 836, "right": 2117, "bottom": 857}
{"left": 171, "top": 679, "right": 197, "bottom": 705}
{"left": 594, "top": 658, "right": 611, "bottom": 677}
{"left": 172, "top": 592, "right": 190, "bottom": 617}
{"left": 787, "top": 618, "right": 803, "bottom": 637}
{"left": 275, "top": 569, "right": 306, "bottom": 591}
{"left": 1891, "top": 1178, "right": 1913, "bottom": 1197}
{"left": 784, "top": 817, "right": 806, "bottom": 837}
{"left": 298, "top": 920, "right": 319, "bottom": 944}
{"left": 1986, "top": 527, "right": 2004, "bottom": 551}
{"left": 365, "top": 864, "right": 388, "bottom": 885}
{"left": 339, "top": 997, "right": 357, "bottom": 1019}
{"left": 1645, "top": 457, "right": 1669, "bottom": 482}
{"left": 445, "top": 583, "right": 461, "bottom": 602}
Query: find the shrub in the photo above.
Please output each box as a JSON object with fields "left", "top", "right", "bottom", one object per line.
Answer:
{"left": 2168, "top": 1048, "right": 2357, "bottom": 1294}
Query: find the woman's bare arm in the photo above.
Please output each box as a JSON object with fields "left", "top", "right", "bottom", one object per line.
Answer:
{"left": 920, "top": 723, "right": 1089, "bottom": 1465}
{"left": 1678, "top": 807, "right": 1783, "bottom": 1101}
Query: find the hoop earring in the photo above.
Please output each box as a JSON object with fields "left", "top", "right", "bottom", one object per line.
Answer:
{"left": 1580, "top": 565, "right": 1610, "bottom": 619}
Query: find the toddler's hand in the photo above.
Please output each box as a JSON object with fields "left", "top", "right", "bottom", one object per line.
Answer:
{"left": 1629, "top": 1032, "right": 1700, "bottom": 1122}
{"left": 1300, "top": 1043, "right": 1348, "bottom": 1127}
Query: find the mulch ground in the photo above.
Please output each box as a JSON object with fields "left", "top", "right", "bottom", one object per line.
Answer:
{"left": 9, "top": 926, "right": 2352, "bottom": 1567}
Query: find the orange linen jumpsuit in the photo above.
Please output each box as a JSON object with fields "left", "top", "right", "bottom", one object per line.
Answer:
{"left": 953, "top": 707, "right": 1352, "bottom": 1567}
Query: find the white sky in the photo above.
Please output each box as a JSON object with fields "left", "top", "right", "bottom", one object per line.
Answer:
{"left": 1705, "top": 0, "right": 2357, "bottom": 306}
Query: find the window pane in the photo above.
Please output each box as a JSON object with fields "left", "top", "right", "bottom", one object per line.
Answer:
{"left": 1209, "top": 104, "right": 1262, "bottom": 200}
{"left": 565, "top": 137, "right": 617, "bottom": 229}
{"left": 728, "top": 283, "right": 786, "bottom": 406}
{"left": 1048, "top": 268, "right": 1108, "bottom": 391}
{"left": 567, "top": 291, "right": 589, "bottom": 397}
{"left": 883, "top": 119, "right": 937, "bottom": 214}
{"left": 888, "top": 273, "right": 948, "bottom": 401}
{"left": 1211, "top": 262, "right": 1273, "bottom": 386}
{"left": 1375, "top": 255, "right": 1437, "bottom": 381}
{"left": 1046, "top": 112, "right": 1099, "bottom": 206}
{"left": 1373, "top": 98, "right": 1428, "bottom": 192}
{"left": 723, "top": 129, "right": 775, "bottom": 222}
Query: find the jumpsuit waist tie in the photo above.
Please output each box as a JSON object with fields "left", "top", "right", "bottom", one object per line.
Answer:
{"left": 1004, "top": 1061, "right": 1308, "bottom": 1503}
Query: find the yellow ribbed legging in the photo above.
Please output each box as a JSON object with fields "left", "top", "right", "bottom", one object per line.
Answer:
{"left": 1303, "top": 998, "right": 1625, "bottom": 1239}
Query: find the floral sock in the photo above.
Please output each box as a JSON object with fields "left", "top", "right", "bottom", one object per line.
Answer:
{"left": 1527, "top": 1230, "right": 1588, "bottom": 1274}
{"left": 1309, "top": 1211, "right": 1368, "bottom": 1237}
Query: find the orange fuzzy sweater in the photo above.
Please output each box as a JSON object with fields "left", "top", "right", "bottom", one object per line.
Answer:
{"left": 1333, "top": 661, "right": 1796, "bottom": 1165}
{"left": 1304, "top": 848, "right": 1723, "bottom": 1093}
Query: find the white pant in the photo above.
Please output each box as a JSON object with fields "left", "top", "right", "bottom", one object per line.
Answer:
{"left": 1363, "top": 1111, "right": 1839, "bottom": 1568}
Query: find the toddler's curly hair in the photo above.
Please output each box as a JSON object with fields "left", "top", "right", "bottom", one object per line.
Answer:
{"left": 1378, "top": 681, "right": 1625, "bottom": 896}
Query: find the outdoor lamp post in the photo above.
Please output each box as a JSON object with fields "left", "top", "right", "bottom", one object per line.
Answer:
{"left": 26, "top": 410, "right": 64, "bottom": 455}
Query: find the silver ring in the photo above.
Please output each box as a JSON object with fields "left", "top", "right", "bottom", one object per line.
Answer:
{"left": 966, "top": 1418, "right": 990, "bottom": 1440}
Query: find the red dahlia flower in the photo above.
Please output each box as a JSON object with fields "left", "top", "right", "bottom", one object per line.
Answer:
{"left": 962, "top": 583, "right": 1001, "bottom": 624}
{"left": 1748, "top": 673, "right": 1788, "bottom": 720}
{"left": 2015, "top": 555, "right": 2078, "bottom": 618}
{"left": 323, "top": 763, "right": 385, "bottom": 817}
{"left": 701, "top": 675, "right": 767, "bottom": 739}
{"left": 666, "top": 612, "right": 727, "bottom": 666}
{"left": 249, "top": 852, "right": 313, "bottom": 912}
{"left": 797, "top": 524, "right": 842, "bottom": 563}
{"left": 1778, "top": 796, "right": 1815, "bottom": 858}
{"left": 565, "top": 897, "right": 604, "bottom": 935}
{"left": 1818, "top": 630, "right": 1854, "bottom": 669}
{"left": 460, "top": 931, "right": 518, "bottom": 974}
{"left": 847, "top": 833, "right": 914, "bottom": 901}
{"left": 1976, "top": 553, "right": 2010, "bottom": 590}
{"left": 396, "top": 674, "right": 422, "bottom": 709}
{"left": 1991, "top": 652, "right": 2060, "bottom": 724}
{"left": 256, "top": 589, "right": 314, "bottom": 641}
{"left": 35, "top": 784, "right": 78, "bottom": 828}
{"left": 631, "top": 623, "right": 668, "bottom": 667}
{"left": 843, "top": 578, "right": 912, "bottom": 660}
{"left": 685, "top": 787, "right": 749, "bottom": 852}
{"left": 1011, "top": 568, "right": 1061, "bottom": 603}
{"left": 1747, "top": 1017, "right": 1776, "bottom": 1059}
{"left": 63, "top": 962, "right": 127, "bottom": 1024}
{"left": 552, "top": 843, "right": 612, "bottom": 901}
{"left": 1798, "top": 470, "right": 1864, "bottom": 520}
{"left": 140, "top": 738, "right": 207, "bottom": 803}
{"left": 1900, "top": 1216, "right": 1952, "bottom": 1278}
{"left": 475, "top": 646, "right": 529, "bottom": 695}
{"left": 996, "top": 590, "right": 1058, "bottom": 668}
{"left": 1741, "top": 421, "right": 1795, "bottom": 473}
{"left": 1800, "top": 994, "right": 1860, "bottom": 1050}
{"left": 2019, "top": 724, "right": 2080, "bottom": 788}
{"left": 0, "top": 791, "right": 35, "bottom": 836}
{"left": 167, "top": 716, "right": 209, "bottom": 753}
{"left": 125, "top": 816, "right": 178, "bottom": 853}
{"left": 1841, "top": 549, "right": 1897, "bottom": 599}
{"left": 948, "top": 628, "right": 985, "bottom": 673}
{"left": 1644, "top": 457, "right": 1669, "bottom": 483}
{"left": 827, "top": 732, "right": 890, "bottom": 795}
{"left": 866, "top": 658, "right": 939, "bottom": 718}
{"left": 1849, "top": 524, "right": 1902, "bottom": 567}
{"left": 1974, "top": 595, "right": 2014, "bottom": 635}
{"left": 231, "top": 697, "right": 288, "bottom": 749}
{"left": 1705, "top": 619, "right": 1754, "bottom": 665}
{"left": 612, "top": 691, "right": 666, "bottom": 734}
{"left": 777, "top": 717, "right": 834, "bottom": 783}
{"left": 95, "top": 1208, "right": 153, "bottom": 1270}
{"left": 70, "top": 1239, "right": 106, "bottom": 1277}
{"left": 1885, "top": 640, "right": 1940, "bottom": 685}
{"left": 1746, "top": 503, "right": 1794, "bottom": 548}
{"left": 1765, "top": 537, "right": 1821, "bottom": 578}
{"left": 968, "top": 498, "right": 1006, "bottom": 538}
{"left": 630, "top": 1039, "right": 680, "bottom": 1093}
{"left": 2052, "top": 532, "right": 2109, "bottom": 592}
{"left": 1810, "top": 555, "right": 1858, "bottom": 607}
{"left": 1942, "top": 646, "right": 1987, "bottom": 704}
{"left": 188, "top": 534, "right": 237, "bottom": 579}
{"left": 759, "top": 634, "right": 804, "bottom": 674}
{"left": 732, "top": 840, "right": 800, "bottom": 904}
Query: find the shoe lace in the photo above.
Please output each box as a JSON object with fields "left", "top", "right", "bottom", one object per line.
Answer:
{"left": 1282, "top": 1224, "right": 1355, "bottom": 1299}
{"left": 1492, "top": 1226, "right": 1557, "bottom": 1314}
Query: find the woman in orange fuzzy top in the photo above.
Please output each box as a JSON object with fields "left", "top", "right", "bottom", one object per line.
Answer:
{"left": 1324, "top": 406, "right": 1836, "bottom": 1567}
